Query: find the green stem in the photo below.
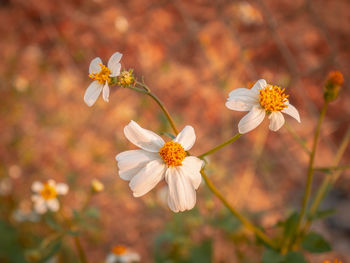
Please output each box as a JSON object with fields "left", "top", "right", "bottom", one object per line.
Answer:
{"left": 302, "top": 128, "right": 350, "bottom": 234}
{"left": 314, "top": 165, "right": 350, "bottom": 173}
{"left": 291, "top": 101, "right": 329, "bottom": 246}
{"left": 284, "top": 122, "right": 311, "bottom": 155}
{"left": 198, "top": 133, "right": 242, "bottom": 158}
{"left": 201, "top": 170, "right": 277, "bottom": 249}
{"left": 74, "top": 236, "right": 88, "bottom": 263}
{"left": 127, "top": 84, "right": 179, "bottom": 135}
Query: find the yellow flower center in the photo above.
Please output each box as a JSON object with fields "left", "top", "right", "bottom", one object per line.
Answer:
{"left": 159, "top": 142, "right": 186, "bottom": 167}
{"left": 117, "top": 70, "right": 134, "bottom": 86}
{"left": 259, "top": 84, "right": 289, "bottom": 113}
{"left": 88, "top": 64, "right": 111, "bottom": 84}
{"left": 40, "top": 183, "right": 57, "bottom": 200}
{"left": 112, "top": 245, "right": 127, "bottom": 255}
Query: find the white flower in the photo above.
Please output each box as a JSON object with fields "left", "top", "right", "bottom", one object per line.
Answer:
{"left": 31, "top": 180, "right": 69, "bottom": 214}
{"left": 116, "top": 121, "right": 204, "bottom": 212}
{"left": 225, "top": 79, "right": 301, "bottom": 134}
{"left": 84, "top": 52, "right": 123, "bottom": 106}
{"left": 106, "top": 245, "right": 140, "bottom": 263}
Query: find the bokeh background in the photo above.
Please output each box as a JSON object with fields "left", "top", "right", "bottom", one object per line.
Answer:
{"left": 0, "top": 0, "right": 349, "bottom": 262}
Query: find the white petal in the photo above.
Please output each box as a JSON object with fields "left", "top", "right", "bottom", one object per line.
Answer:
{"left": 89, "top": 57, "right": 103, "bottom": 74}
{"left": 282, "top": 102, "right": 301, "bottom": 123}
{"left": 129, "top": 159, "right": 166, "bottom": 197}
{"left": 108, "top": 52, "right": 123, "bottom": 77}
{"left": 126, "top": 252, "right": 140, "bottom": 262}
{"left": 31, "top": 195, "right": 44, "bottom": 203}
{"left": 102, "top": 82, "right": 110, "bottom": 102}
{"left": 251, "top": 79, "right": 267, "bottom": 92}
{"left": 31, "top": 181, "right": 43, "bottom": 193}
{"left": 56, "top": 183, "right": 69, "bottom": 195}
{"left": 116, "top": 150, "right": 159, "bottom": 181}
{"left": 181, "top": 157, "right": 203, "bottom": 189}
{"left": 268, "top": 111, "right": 285, "bottom": 131}
{"left": 166, "top": 167, "right": 196, "bottom": 212}
{"left": 47, "top": 199, "right": 59, "bottom": 212}
{"left": 47, "top": 179, "right": 56, "bottom": 187}
{"left": 33, "top": 198, "right": 47, "bottom": 214}
{"left": 174, "top": 125, "right": 196, "bottom": 151}
{"left": 238, "top": 106, "right": 266, "bottom": 134}
{"left": 84, "top": 81, "right": 103, "bottom": 107}
{"left": 105, "top": 254, "right": 117, "bottom": 263}
{"left": 124, "top": 121, "right": 165, "bottom": 152}
{"left": 226, "top": 88, "right": 258, "bottom": 111}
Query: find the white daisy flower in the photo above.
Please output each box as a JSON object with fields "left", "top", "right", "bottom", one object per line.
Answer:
{"left": 84, "top": 52, "right": 123, "bottom": 106}
{"left": 116, "top": 121, "right": 204, "bottom": 212}
{"left": 225, "top": 79, "right": 301, "bottom": 134}
{"left": 105, "top": 245, "right": 140, "bottom": 263}
{"left": 31, "top": 180, "right": 69, "bottom": 214}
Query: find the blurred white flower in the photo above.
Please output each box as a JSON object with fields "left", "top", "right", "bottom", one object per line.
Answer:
{"left": 236, "top": 2, "right": 263, "bottom": 26}
{"left": 116, "top": 121, "right": 204, "bottom": 212}
{"left": 8, "top": 164, "right": 22, "bottom": 179}
{"left": 226, "top": 79, "right": 300, "bottom": 134}
{"left": 106, "top": 245, "right": 140, "bottom": 263}
{"left": 0, "top": 177, "right": 12, "bottom": 196}
{"left": 31, "top": 180, "right": 69, "bottom": 214}
{"left": 12, "top": 201, "right": 40, "bottom": 222}
{"left": 84, "top": 52, "right": 123, "bottom": 106}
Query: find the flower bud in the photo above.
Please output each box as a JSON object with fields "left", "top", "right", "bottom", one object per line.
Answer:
{"left": 324, "top": 71, "right": 344, "bottom": 102}
{"left": 117, "top": 69, "right": 135, "bottom": 87}
{"left": 91, "top": 179, "right": 104, "bottom": 193}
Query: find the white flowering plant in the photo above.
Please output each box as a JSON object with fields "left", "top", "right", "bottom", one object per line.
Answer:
{"left": 0, "top": 48, "right": 347, "bottom": 263}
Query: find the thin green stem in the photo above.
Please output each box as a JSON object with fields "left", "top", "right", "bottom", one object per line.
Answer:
{"left": 201, "top": 170, "right": 277, "bottom": 249}
{"left": 314, "top": 165, "right": 350, "bottom": 173}
{"left": 302, "top": 127, "right": 350, "bottom": 234}
{"left": 284, "top": 122, "right": 311, "bottom": 155}
{"left": 127, "top": 83, "right": 179, "bottom": 135}
{"left": 198, "top": 133, "right": 242, "bottom": 158}
{"left": 74, "top": 236, "right": 88, "bottom": 263}
{"left": 291, "top": 101, "right": 329, "bottom": 247}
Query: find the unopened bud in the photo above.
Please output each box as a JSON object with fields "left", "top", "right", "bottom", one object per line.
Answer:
{"left": 25, "top": 250, "right": 41, "bottom": 262}
{"left": 117, "top": 69, "right": 135, "bottom": 87}
{"left": 324, "top": 71, "right": 344, "bottom": 102}
{"left": 91, "top": 179, "right": 104, "bottom": 193}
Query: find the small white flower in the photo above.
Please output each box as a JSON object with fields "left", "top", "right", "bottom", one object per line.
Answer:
{"left": 106, "top": 245, "right": 140, "bottom": 263}
{"left": 84, "top": 52, "right": 123, "bottom": 106}
{"left": 226, "top": 79, "right": 301, "bottom": 134}
{"left": 31, "top": 180, "right": 69, "bottom": 214}
{"left": 116, "top": 121, "right": 204, "bottom": 212}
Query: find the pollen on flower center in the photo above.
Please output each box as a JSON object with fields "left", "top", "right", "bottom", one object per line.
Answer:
{"left": 112, "top": 245, "right": 127, "bottom": 255}
{"left": 259, "top": 84, "right": 289, "bottom": 113}
{"left": 159, "top": 142, "right": 186, "bottom": 167}
{"left": 88, "top": 64, "right": 111, "bottom": 84}
{"left": 40, "top": 183, "right": 57, "bottom": 200}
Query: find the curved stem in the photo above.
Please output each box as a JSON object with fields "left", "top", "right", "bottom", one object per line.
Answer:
{"left": 201, "top": 170, "right": 277, "bottom": 249}
{"left": 74, "top": 236, "right": 88, "bottom": 263}
{"left": 198, "top": 133, "right": 242, "bottom": 158}
{"left": 127, "top": 84, "right": 179, "bottom": 135}
{"left": 290, "top": 101, "right": 328, "bottom": 248}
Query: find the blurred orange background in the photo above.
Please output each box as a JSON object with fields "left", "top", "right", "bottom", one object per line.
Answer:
{"left": 0, "top": 0, "right": 349, "bottom": 262}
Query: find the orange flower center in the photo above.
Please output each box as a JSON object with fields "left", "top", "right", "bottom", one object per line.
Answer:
{"left": 159, "top": 142, "right": 186, "bottom": 167}
{"left": 40, "top": 183, "right": 57, "bottom": 200}
{"left": 259, "top": 84, "right": 289, "bottom": 113}
{"left": 112, "top": 245, "right": 127, "bottom": 255}
{"left": 88, "top": 64, "right": 111, "bottom": 84}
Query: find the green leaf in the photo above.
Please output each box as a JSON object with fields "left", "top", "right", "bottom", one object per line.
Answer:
{"left": 84, "top": 207, "right": 100, "bottom": 219}
{"left": 44, "top": 214, "right": 64, "bottom": 232}
{"left": 284, "top": 252, "right": 308, "bottom": 263}
{"left": 262, "top": 248, "right": 284, "bottom": 263}
{"left": 283, "top": 212, "right": 299, "bottom": 238}
{"left": 301, "top": 232, "right": 331, "bottom": 253}
{"left": 189, "top": 240, "right": 212, "bottom": 263}
{"left": 309, "top": 209, "right": 336, "bottom": 221}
